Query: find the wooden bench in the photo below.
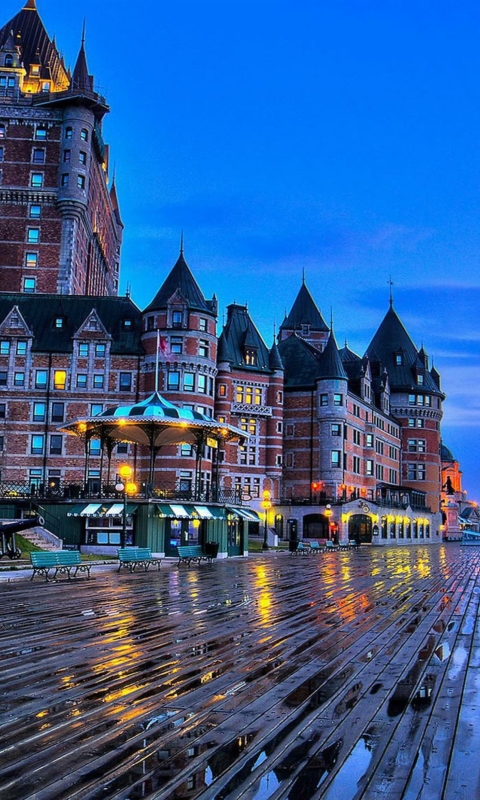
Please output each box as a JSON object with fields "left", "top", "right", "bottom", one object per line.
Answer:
{"left": 30, "top": 551, "right": 92, "bottom": 582}
{"left": 117, "top": 547, "right": 162, "bottom": 573}
{"left": 177, "top": 545, "right": 211, "bottom": 566}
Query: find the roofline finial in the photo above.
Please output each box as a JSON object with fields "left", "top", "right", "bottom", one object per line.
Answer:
{"left": 180, "top": 230, "right": 184, "bottom": 256}
{"left": 388, "top": 276, "right": 394, "bottom": 308}
{"left": 302, "top": 268, "right": 306, "bottom": 285}
{"left": 330, "top": 306, "right": 334, "bottom": 330}
{"left": 81, "top": 18, "right": 86, "bottom": 47}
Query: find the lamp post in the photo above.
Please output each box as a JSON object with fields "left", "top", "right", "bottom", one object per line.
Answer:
{"left": 115, "top": 464, "right": 136, "bottom": 548}
{"left": 262, "top": 490, "right": 272, "bottom": 550}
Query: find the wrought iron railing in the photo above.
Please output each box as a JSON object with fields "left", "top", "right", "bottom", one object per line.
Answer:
{"left": 0, "top": 481, "right": 244, "bottom": 505}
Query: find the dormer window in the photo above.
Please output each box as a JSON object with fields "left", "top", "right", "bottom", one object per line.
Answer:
{"left": 123, "top": 318, "right": 133, "bottom": 330}
{"left": 301, "top": 324, "right": 311, "bottom": 336}
{"left": 245, "top": 348, "right": 257, "bottom": 366}
{"left": 395, "top": 353, "right": 403, "bottom": 365}
{"left": 31, "top": 65, "right": 40, "bottom": 76}
{"left": 54, "top": 317, "right": 65, "bottom": 329}
{"left": 417, "top": 374, "right": 424, "bottom": 385}
{"left": 172, "top": 311, "right": 183, "bottom": 329}
{"left": 5, "top": 55, "right": 14, "bottom": 67}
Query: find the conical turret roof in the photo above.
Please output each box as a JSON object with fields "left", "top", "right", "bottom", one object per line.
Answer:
{"left": 145, "top": 250, "right": 215, "bottom": 314}
{"left": 316, "top": 331, "right": 347, "bottom": 380}
{"left": 219, "top": 304, "right": 272, "bottom": 372}
{"left": 280, "top": 281, "right": 329, "bottom": 333}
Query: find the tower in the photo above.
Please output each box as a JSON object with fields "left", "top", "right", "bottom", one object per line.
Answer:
{"left": 0, "top": 1, "right": 123, "bottom": 297}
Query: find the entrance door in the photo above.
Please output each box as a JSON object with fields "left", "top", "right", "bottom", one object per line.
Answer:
{"left": 227, "top": 516, "right": 242, "bottom": 556}
{"left": 304, "top": 513, "right": 330, "bottom": 539}
{"left": 348, "top": 514, "right": 373, "bottom": 544}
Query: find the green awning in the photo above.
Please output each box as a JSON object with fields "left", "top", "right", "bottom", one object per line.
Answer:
{"left": 155, "top": 503, "right": 226, "bottom": 520}
{"left": 227, "top": 507, "right": 261, "bottom": 522}
{"left": 67, "top": 502, "right": 138, "bottom": 518}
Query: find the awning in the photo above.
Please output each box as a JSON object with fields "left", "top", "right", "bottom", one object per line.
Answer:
{"left": 227, "top": 507, "right": 261, "bottom": 522}
{"left": 80, "top": 503, "right": 103, "bottom": 517}
{"left": 67, "top": 502, "right": 138, "bottom": 518}
{"left": 105, "top": 503, "right": 138, "bottom": 517}
{"left": 155, "top": 503, "right": 226, "bottom": 520}
{"left": 169, "top": 504, "right": 190, "bottom": 518}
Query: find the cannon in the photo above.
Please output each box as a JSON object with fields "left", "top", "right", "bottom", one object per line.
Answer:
{"left": 0, "top": 516, "right": 44, "bottom": 560}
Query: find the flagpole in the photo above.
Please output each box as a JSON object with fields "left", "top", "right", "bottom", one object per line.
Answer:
{"left": 155, "top": 329, "right": 159, "bottom": 393}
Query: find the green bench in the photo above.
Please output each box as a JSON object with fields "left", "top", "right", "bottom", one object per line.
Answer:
{"left": 292, "top": 541, "right": 310, "bottom": 555}
{"left": 30, "top": 551, "right": 92, "bottom": 582}
{"left": 117, "top": 547, "right": 163, "bottom": 573}
{"left": 177, "top": 545, "right": 211, "bottom": 566}
{"left": 308, "top": 541, "right": 323, "bottom": 553}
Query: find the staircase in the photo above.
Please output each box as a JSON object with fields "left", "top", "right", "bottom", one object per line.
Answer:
{"left": 18, "top": 526, "right": 63, "bottom": 551}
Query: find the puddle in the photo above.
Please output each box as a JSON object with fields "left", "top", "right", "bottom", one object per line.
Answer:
{"left": 411, "top": 674, "right": 436, "bottom": 711}
{"left": 370, "top": 682, "right": 383, "bottom": 694}
{"left": 387, "top": 636, "right": 436, "bottom": 716}
{"left": 317, "top": 735, "right": 375, "bottom": 799}
{"left": 434, "top": 641, "right": 451, "bottom": 662}
{"left": 286, "top": 739, "right": 343, "bottom": 799}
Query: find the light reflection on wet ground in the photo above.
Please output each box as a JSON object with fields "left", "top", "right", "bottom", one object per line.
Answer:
{"left": 1, "top": 543, "right": 480, "bottom": 799}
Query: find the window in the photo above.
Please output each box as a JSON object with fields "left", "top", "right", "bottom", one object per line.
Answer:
{"left": 79, "top": 151, "right": 87, "bottom": 165}
{"left": 63, "top": 149, "right": 71, "bottom": 162}
{"left": 35, "top": 126, "right": 47, "bottom": 140}
{"left": 197, "top": 374, "right": 207, "bottom": 394}
{"left": 417, "top": 374, "right": 424, "bottom": 385}
{"left": 51, "top": 402, "right": 64, "bottom": 422}
{"left": 408, "top": 439, "right": 426, "bottom": 453}
{"left": 276, "top": 454, "right": 283, "bottom": 466}
{"left": 89, "top": 439, "right": 101, "bottom": 456}
{"left": 239, "top": 444, "right": 258, "bottom": 465}
{"left": 123, "top": 319, "right": 133, "bottom": 330}
{"left": 235, "top": 385, "right": 262, "bottom": 405}
{"left": 353, "top": 455, "right": 361, "bottom": 474}
{"left": 167, "top": 371, "right": 180, "bottom": 390}
{"left": 0, "top": 340, "right": 10, "bottom": 356}
{"left": 95, "top": 343, "right": 106, "bottom": 358}
{"left": 29, "top": 204, "right": 41, "bottom": 219}
{"left": 14, "top": 372, "right": 25, "bottom": 386}
{"left": 31, "top": 173, "right": 43, "bottom": 188}
{"left": 61, "top": 173, "right": 69, "bottom": 186}
{"left": 184, "top": 372, "right": 195, "bottom": 392}
{"left": 65, "top": 126, "right": 72, "bottom": 139}
{"left": 366, "top": 433, "right": 374, "bottom": 447}
{"left": 31, "top": 435, "right": 45, "bottom": 455}
{"left": 146, "top": 317, "right": 154, "bottom": 331}
{"left": 366, "top": 459, "right": 374, "bottom": 476}
{"left": 23, "top": 277, "right": 36, "bottom": 293}
{"left": 333, "top": 393, "right": 343, "bottom": 406}
{"left": 0, "top": 123, "right": 5, "bottom": 138}
{"left": 245, "top": 348, "right": 257, "bottom": 366}
{"left": 166, "top": 336, "right": 181, "bottom": 355}
{"left": 25, "top": 252, "right": 38, "bottom": 267}
{"left": 16, "top": 341, "right": 27, "bottom": 356}
{"left": 199, "top": 340, "right": 209, "bottom": 358}
{"left": 0, "top": 147, "right": 3, "bottom": 161}
{"left": 181, "top": 444, "right": 193, "bottom": 457}
{"left": 172, "top": 310, "right": 183, "bottom": 328}
{"left": 27, "top": 228, "right": 40, "bottom": 243}
{"left": 80, "top": 128, "right": 88, "bottom": 141}
{"left": 331, "top": 423, "right": 342, "bottom": 436}
{"left": 49, "top": 435, "right": 62, "bottom": 455}
{"left": 54, "top": 317, "right": 64, "bottom": 329}
{"left": 76, "top": 374, "right": 87, "bottom": 388}
{"left": 240, "top": 418, "right": 257, "bottom": 435}
{"left": 78, "top": 343, "right": 89, "bottom": 358}
{"left": 32, "top": 148, "right": 45, "bottom": 164}
{"left": 320, "top": 393, "right": 328, "bottom": 406}
{"left": 395, "top": 353, "right": 403, "bottom": 365}
{"left": 0, "top": 435, "right": 3, "bottom": 452}
{"left": 331, "top": 450, "right": 342, "bottom": 467}
{"left": 93, "top": 374, "right": 104, "bottom": 389}
{"left": 353, "top": 429, "right": 361, "bottom": 445}
{"left": 199, "top": 318, "right": 208, "bottom": 332}
{"left": 277, "top": 421, "right": 283, "bottom": 433}
{"left": 119, "top": 372, "right": 132, "bottom": 391}
{"left": 35, "top": 370, "right": 48, "bottom": 389}
{"left": 116, "top": 442, "right": 128, "bottom": 454}
{"left": 77, "top": 174, "right": 86, "bottom": 190}
{"left": 0, "top": 403, "right": 5, "bottom": 418}
{"left": 218, "top": 384, "right": 227, "bottom": 397}
{"left": 91, "top": 403, "right": 103, "bottom": 416}
{"left": 0, "top": 371, "right": 7, "bottom": 386}
{"left": 53, "top": 370, "right": 67, "bottom": 390}
{"left": 407, "top": 464, "right": 426, "bottom": 481}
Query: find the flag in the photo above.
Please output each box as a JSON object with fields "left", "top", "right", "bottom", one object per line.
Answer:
{"left": 159, "top": 336, "right": 168, "bottom": 355}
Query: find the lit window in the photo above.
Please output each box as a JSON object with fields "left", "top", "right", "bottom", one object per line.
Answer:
{"left": 199, "top": 340, "right": 209, "bottom": 358}
{"left": 16, "top": 341, "right": 27, "bottom": 356}
{"left": 78, "top": 343, "right": 88, "bottom": 358}
{"left": 31, "top": 173, "right": 43, "bottom": 188}
{"left": 23, "top": 277, "right": 36, "bottom": 293}
{"left": 395, "top": 353, "right": 403, "bottom": 365}
{"left": 35, "top": 370, "right": 47, "bottom": 389}
{"left": 53, "top": 370, "right": 67, "bottom": 390}
{"left": 80, "top": 128, "right": 88, "bottom": 141}
{"left": 29, "top": 204, "right": 41, "bottom": 218}
{"left": 331, "top": 450, "right": 342, "bottom": 467}
{"left": 93, "top": 374, "right": 104, "bottom": 389}
{"left": 245, "top": 348, "right": 257, "bottom": 366}
{"left": 181, "top": 444, "right": 193, "bottom": 457}
{"left": 79, "top": 151, "right": 87, "bottom": 165}
{"left": 197, "top": 374, "right": 207, "bottom": 394}
{"left": 27, "top": 228, "right": 40, "bottom": 243}
{"left": 61, "top": 173, "right": 69, "bottom": 186}
{"left": 35, "top": 126, "right": 47, "bottom": 140}
{"left": 77, "top": 374, "right": 87, "bottom": 388}
{"left": 0, "top": 341, "right": 10, "bottom": 356}
{"left": 31, "top": 435, "right": 45, "bottom": 455}
{"left": 167, "top": 371, "right": 180, "bottom": 390}
{"left": 14, "top": 372, "right": 25, "bottom": 386}
{"left": 95, "top": 343, "right": 106, "bottom": 358}
{"left": 77, "top": 174, "right": 86, "bottom": 190}
{"left": 63, "top": 149, "right": 71, "bottom": 162}
{"left": 0, "top": 124, "right": 5, "bottom": 138}
{"left": 184, "top": 372, "right": 195, "bottom": 391}
{"left": 171, "top": 336, "right": 182, "bottom": 354}
{"left": 91, "top": 404, "right": 102, "bottom": 416}
{"left": 25, "top": 252, "right": 38, "bottom": 268}
{"left": 333, "top": 393, "right": 343, "bottom": 406}
{"left": 33, "top": 402, "right": 46, "bottom": 422}
{"left": 65, "top": 127, "right": 73, "bottom": 139}
{"left": 54, "top": 317, "right": 64, "bottom": 329}
{"left": 218, "top": 384, "right": 227, "bottom": 397}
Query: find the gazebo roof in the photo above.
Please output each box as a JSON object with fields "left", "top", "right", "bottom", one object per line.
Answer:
{"left": 60, "top": 392, "right": 246, "bottom": 449}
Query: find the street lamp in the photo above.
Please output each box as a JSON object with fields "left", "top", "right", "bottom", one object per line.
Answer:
{"left": 115, "top": 464, "right": 136, "bottom": 548}
{"left": 262, "top": 490, "right": 272, "bottom": 550}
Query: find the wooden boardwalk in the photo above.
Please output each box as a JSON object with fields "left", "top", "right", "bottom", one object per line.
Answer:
{"left": 1, "top": 543, "right": 479, "bottom": 800}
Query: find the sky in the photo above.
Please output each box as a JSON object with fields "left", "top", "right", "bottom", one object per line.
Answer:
{"left": 4, "top": 0, "right": 480, "bottom": 498}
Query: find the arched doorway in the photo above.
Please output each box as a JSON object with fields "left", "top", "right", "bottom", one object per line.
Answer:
{"left": 348, "top": 514, "right": 373, "bottom": 544}
{"left": 303, "top": 513, "right": 330, "bottom": 539}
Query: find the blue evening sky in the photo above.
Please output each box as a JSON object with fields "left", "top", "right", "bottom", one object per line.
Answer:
{"left": 4, "top": 0, "right": 480, "bottom": 498}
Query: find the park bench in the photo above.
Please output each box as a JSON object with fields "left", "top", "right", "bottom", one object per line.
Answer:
{"left": 348, "top": 539, "right": 359, "bottom": 550}
{"left": 292, "top": 541, "right": 310, "bottom": 555}
{"left": 324, "top": 540, "right": 339, "bottom": 552}
{"left": 177, "top": 545, "right": 212, "bottom": 566}
{"left": 308, "top": 541, "right": 323, "bottom": 553}
{"left": 117, "top": 547, "right": 162, "bottom": 573}
{"left": 30, "top": 551, "right": 92, "bottom": 582}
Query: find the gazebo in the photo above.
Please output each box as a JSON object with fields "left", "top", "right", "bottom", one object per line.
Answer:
{"left": 60, "top": 391, "right": 246, "bottom": 501}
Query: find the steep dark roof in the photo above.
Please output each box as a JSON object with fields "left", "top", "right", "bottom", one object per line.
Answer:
{"left": 219, "top": 304, "right": 272, "bottom": 373}
{"left": 0, "top": 1, "right": 69, "bottom": 88}
{"left": 277, "top": 333, "right": 322, "bottom": 388}
{"left": 441, "top": 443, "right": 456, "bottom": 462}
{"left": 145, "top": 251, "right": 215, "bottom": 314}
{"left": 0, "top": 294, "right": 143, "bottom": 354}
{"left": 217, "top": 330, "right": 234, "bottom": 363}
{"left": 316, "top": 331, "right": 348, "bottom": 380}
{"left": 71, "top": 39, "right": 93, "bottom": 92}
{"left": 269, "top": 341, "right": 284, "bottom": 372}
{"left": 366, "top": 304, "right": 442, "bottom": 395}
{"left": 280, "top": 282, "right": 329, "bottom": 333}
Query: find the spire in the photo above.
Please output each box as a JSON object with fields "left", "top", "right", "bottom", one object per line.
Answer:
{"left": 144, "top": 250, "right": 214, "bottom": 314}
{"left": 316, "top": 330, "right": 348, "bottom": 380}
{"left": 24, "top": 1, "right": 37, "bottom": 9}
{"left": 71, "top": 26, "right": 93, "bottom": 92}
{"left": 388, "top": 276, "right": 394, "bottom": 308}
{"left": 180, "top": 230, "right": 184, "bottom": 256}
{"left": 280, "top": 281, "right": 329, "bottom": 334}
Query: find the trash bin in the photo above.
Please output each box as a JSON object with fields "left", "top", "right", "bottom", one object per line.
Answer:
{"left": 205, "top": 541, "right": 219, "bottom": 558}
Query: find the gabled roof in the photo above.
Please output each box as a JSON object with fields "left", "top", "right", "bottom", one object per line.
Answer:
{"left": 0, "top": 294, "right": 143, "bottom": 354}
{"left": 366, "top": 304, "right": 442, "bottom": 395}
{"left": 0, "top": 1, "right": 69, "bottom": 90}
{"left": 277, "top": 333, "right": 322, "bottom": 388}
{"left": 219, "top": 304, "right": 272, "bottom": 373}
{"left": 145, "top": 251, "right": 215, "bottom": 314}
{"left": 280, "top": 281, "right": 329, "bottom": 333}
{"left": 316, "top": 331, "right": 348, "bottom": 380}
